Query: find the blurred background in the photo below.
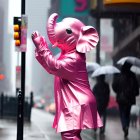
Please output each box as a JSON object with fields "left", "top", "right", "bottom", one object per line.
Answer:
{"left": 0, "top": 1, "right": 140, "bottom": 140}
{"left": 0, "top": 0, "right": 140, "bottom": 114}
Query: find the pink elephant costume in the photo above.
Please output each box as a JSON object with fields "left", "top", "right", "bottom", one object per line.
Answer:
{"left": 32, "top": 13, "right": 102, "bottom": 140}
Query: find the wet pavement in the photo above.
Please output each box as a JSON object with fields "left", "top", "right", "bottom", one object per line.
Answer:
{"left": 0, "top": 108, "right": 140, "bottom": 140}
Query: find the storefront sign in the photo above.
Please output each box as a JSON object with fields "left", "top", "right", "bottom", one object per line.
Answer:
{"left": 60, "top": 0, "right": 89, "bottom": 17}
{"left": 75, "top": 0, "right": 88, "bottom": 12}
{"left": 104, "top": 0, "right": 140, "bottom": 4}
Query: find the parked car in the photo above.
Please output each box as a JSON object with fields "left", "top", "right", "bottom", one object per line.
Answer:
{"left": 33, "top": 96, "right": 46, "bottom": 109}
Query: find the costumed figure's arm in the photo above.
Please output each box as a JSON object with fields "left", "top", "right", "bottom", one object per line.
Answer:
{"left": 32, "top": 31, "right": 76, "bottom": 80}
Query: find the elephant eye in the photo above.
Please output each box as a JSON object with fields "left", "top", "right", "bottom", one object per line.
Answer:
{"left": 66, "top": 28, "right": 72, "bottom": 34}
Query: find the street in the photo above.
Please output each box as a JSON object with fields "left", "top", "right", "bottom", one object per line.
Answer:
{"left": 0, "top": 108, "right": 140, "bottom": 140}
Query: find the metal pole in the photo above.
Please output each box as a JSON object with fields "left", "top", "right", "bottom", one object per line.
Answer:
{"left": 96, "top": 18, "right": 100, "bottom": 64}
{"left": 95, "top": 0, "right": 100, "bottom": 64}
{"left": 17, "top": 0, "right": 26, "bottom": 140}
{"left": 17, "top": 90, "right": 23, "bottom": 140}
{"left": 0, "top": 92, "right": 4, "bottom": 118}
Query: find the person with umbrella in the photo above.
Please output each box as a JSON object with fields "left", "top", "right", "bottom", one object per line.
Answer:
{"left": 91, "top": 65, "right": 120, "bottom": 134}
{"left": 112, "top": 62, "right": 139, "bottom": 138}
{"left": 92, "top": 74, "right": 110, "bottom": 134}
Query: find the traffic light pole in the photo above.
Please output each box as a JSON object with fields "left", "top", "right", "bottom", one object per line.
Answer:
{"left": 17, "top": 0, "right": 26, "bottom": 140}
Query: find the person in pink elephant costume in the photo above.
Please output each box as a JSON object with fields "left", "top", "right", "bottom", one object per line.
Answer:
{"left": 31, "top": 13, "right": 102, "bottom": 140}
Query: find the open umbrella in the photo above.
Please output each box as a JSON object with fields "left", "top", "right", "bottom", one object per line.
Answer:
{"left": 91, "top": 65, "right": 120, "bottom": 77}
{"left": 117, "top": 56, "right": 140, "bottom": 67}
{"left": 86, "top": 62, "right": 101, "bottom": 73}
{"left": 131, "top": 66, "right": 140, "bottom": 74}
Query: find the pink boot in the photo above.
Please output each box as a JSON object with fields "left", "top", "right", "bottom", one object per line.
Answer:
{"left": 61, "top": 130, "right": 82, "bottom": 140}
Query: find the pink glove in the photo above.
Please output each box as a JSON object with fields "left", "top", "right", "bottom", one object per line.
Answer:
{"left": 31, "top": 31, "right": 41, "bottom": 48}
{"left": 31, "top": 31, "right": 48, "bottom": 51}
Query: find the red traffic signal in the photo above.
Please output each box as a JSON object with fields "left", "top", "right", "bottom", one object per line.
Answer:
{"left": 0, "top": 74, "right": 5, "bottom": 80}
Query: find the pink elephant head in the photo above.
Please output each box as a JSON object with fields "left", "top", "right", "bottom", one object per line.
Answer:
{"left": 47, "top": 13, "right": 99, "bottom": 53}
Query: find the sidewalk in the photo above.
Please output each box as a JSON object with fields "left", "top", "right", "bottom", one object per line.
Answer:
{"left": 0, "top": 119, "right": 46, "bottom": 140}
{"left": 83, "top": 117, "right": 140, "bottom": 140}
{"left": 0, "top": 109, "right": 59, "bottom": 140}
{"left": 0, "top": 108, "right": 140, "bottom": 140}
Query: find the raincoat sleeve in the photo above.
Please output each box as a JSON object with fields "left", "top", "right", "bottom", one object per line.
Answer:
{"left": 35, "top": 37, "right": 76, "bottom": 80}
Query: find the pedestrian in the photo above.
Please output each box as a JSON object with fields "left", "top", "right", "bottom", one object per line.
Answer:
{"left": 92, "top": 74, "right": 110, "bottom": 134}
{"left": 31, "top": 13, "right": 102, "bottom": 140}
{"left": 112, "top": 62, "right": 139, "bottom": 137}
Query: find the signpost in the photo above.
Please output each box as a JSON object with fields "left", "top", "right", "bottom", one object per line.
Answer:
{"left": 16, "top": 0, "right": 26, "bottom": 140}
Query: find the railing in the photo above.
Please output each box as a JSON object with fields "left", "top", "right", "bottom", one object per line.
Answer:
{"left": 0, "top": 91, "right": 33, "bottom": 121}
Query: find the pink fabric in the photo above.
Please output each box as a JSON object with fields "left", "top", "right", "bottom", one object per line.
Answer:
{"left": 61, "top": 130, "right": 82, "bottom": 140}
{"left": 34, "top": 37, "right": 103, "bottom": 133}
{"left": 47, "top": 13, "right": 99, "bottom": 53}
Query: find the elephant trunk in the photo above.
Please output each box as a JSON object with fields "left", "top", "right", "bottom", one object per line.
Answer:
{"left": 47, "top": 13, "right": 58, "bottom": 45}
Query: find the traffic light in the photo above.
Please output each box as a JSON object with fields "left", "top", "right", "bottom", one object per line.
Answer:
{"left": 0, "top": 74, "right": 5, "bottom": 80}
{"left": 13, "top": 17, "right": 21, "bottom": 47}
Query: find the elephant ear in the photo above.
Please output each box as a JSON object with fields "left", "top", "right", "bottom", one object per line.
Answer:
{"left": 76, "top": 26, "right": 99, "bottom": 53}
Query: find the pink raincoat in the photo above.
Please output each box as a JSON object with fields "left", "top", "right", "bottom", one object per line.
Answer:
{"left": 34, "top": 37, "right": 102, "bottom": 133}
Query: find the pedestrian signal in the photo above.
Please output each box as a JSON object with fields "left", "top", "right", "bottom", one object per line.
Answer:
{"left": 13, "top": 17, "right": 21, "bottom": 47}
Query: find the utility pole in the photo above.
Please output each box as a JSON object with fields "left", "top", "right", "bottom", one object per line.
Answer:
{"left": 17, "top": 0, "right": 26, "bottom": 140}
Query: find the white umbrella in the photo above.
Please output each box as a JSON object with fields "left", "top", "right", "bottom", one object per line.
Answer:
{"left": 131, "top": 66, "right": 140, "bottom": 75}
{"left": 117, "top": 56, "right": 140, "bottom": 67}
{"left": 86, "top": 62, "right": 101, "bottom": 73}
{"left": 91, "top": 65, "right": 120, "bottom": 77}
